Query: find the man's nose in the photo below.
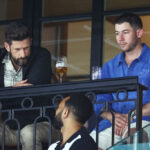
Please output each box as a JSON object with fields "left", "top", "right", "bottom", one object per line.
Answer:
{"left": 119, "top": 33, "right": 124, "bottom": 41}
{"left": 20, "top": 49, "right": 26, "bottom": 58}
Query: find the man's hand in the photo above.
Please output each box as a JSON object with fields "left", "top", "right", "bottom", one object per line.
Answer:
{"left": 101, "top": 112, "right": 128, "bottom": 136}
{"left": 13, "top": 79, "right": 32, "bottom": 87}
{"left": 113, "top": 113, "right": 128, "bottom": 136}
{"left": 114, "top": 113, "right": 128, "bottom": 128}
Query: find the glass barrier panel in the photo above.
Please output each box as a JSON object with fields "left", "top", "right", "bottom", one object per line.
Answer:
{"left": 0, "top": 25, "right": 6, "bottom": 48}
{"left": 108, "top": 124, "right": 150, "bottom": 150}
{"left": 41, "top": 20, "right": 91, "bottom": 82}
{"left": 42, "top": 0, "right": 92, "bottom": 17}
{"left": 0, "top": 0, "right": 23, "bottom": 20}
{"left": 105, "top": 0, "right": 150, "bottom": 11}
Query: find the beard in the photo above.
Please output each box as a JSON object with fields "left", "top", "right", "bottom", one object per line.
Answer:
{"left": 9, "top": 52, "right": 29, "bottom": 67}
{"left": 119, "top": 37, "right": 139, "bottom": 52}
{"left": 53, "top": 111, "right": 63, "bottom": 130}
{"left": 125, "top": 41, "right": 138, "bottom": 52}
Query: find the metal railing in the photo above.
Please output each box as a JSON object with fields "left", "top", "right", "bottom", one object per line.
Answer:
{"left": 0, "top": 76, "right": 146, "bottom": 150}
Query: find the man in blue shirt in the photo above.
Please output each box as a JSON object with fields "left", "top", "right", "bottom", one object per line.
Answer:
{"left": 90, "top": 13, "right": 150, "bottom": 150}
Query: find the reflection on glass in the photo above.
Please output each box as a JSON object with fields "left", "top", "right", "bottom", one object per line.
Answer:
{"left": 105, "top": 0, "right": 150, "bottom": 11}
{"left": 103, "top": 16, "right": 121, "bottom": 64}
{"left": 0, "top": 0, "right": 23, "bottom": 20}
{"left": 108, "top": 124, "right": 150, "bottom": 150}
{"left": 41, "top": 20, "right": 91, "bottom": 82}
{"left": 0, "top": 26, "right": 6, "bottom": 48}
{"left": 42, "top": 0, "right": 92, "bottom": 17}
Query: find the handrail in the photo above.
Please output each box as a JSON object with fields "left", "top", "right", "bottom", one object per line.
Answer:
{"left": 0, "top": 76, "right": 147, "bottom": 150}
{"left": 0, "top": 76, "right": 147, "bottom": 99}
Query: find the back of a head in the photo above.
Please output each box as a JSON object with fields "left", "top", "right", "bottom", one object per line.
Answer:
{"left": 115, "top": 13, "right": 143, "bottom": 30}
{"left": 65, "top": 93, "right": 93, "bottom": 124}
{"left": 5, "top": 22, "right": 31, "bottom": 45}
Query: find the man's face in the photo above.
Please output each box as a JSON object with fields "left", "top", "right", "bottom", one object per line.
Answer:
{"left": 53, "top": 97, "right": 70, "bottom": 130}
{"left": 115, "top": 22, "right": 140, "bottom": 52}
{"left": 53, "top": 110, "right": 63, "bottom": 130}
{"left": 5, "top": 38, "right": 31, "bottom": 67}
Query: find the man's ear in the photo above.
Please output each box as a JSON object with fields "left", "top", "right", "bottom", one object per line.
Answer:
{"left": 136, "top": 28, "right": 143, "bottom": 38}
{"left": 62, "top": 107, "right": 69, "bottom": 119}
{"left": 4, "top": 42, "right": 10, "bottom": 52}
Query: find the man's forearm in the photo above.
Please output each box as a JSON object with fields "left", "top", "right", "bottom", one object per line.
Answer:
{"left": 132, "top": 102, "right": 150, "bottom": 118}
{"left": 101, "top": 111, "right": 112, "bottom": 122}
{"left": 142, "top": 103, "right": 150, "bottom": 116}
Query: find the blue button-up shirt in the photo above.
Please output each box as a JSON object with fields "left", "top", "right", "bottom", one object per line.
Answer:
{"left": 95, "top": 43, "right": 150, "bottom": 131}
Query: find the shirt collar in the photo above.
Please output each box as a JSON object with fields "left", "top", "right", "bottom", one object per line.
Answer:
{"left": 2, "top": 53, "right": 9, "bottom": 64}
{"left": 117, "top": 43, "right": 149, "bottom": 66}
{"left": 138, "top": 43, "right": 149, "bottom": 61}
{"left": 59, "top": 127, "right": 86, "bottom": 148}
{"left": 117, "top": 52, "right": 125, "bottom": 66}
{"left": 2, "top": 53, "right": 22, "bottom": 72}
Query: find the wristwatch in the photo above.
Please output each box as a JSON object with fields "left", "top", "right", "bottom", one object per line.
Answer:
{"left": 131, "top": 111, "right": 136, "bottom": 120}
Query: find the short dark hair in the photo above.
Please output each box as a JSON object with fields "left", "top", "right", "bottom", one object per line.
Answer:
{"left": 65, "top": 93, "right": 93, "bottom": 124}
{"left": 5, "top": 22, "right": 31, "bottom": 45}
{"left": 115, "top": 13, "right": 143, "bottom": 30}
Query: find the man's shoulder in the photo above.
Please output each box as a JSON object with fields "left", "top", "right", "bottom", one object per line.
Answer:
{"left": 48, "top": 141, "right": 60, "bottom": 150}
{"left": 143, "top": 44, "right": 150, "bottom": 58}
{"left": 71, "top": 137, "right": 97, "bottom": 150}
{"left": 0, "top": 47, "right": 7, "bottom": 55}
{"left": 31, "top": 46, "right": 50, "bottom": 56}
{"left": 0, "top": 48, "right": 7, "bottom": 61}
{"left": 30, "top": 47, "right": 51, "bottom": 62}
{"left": 70, "top": 130, "right": 97, "bottom": 150}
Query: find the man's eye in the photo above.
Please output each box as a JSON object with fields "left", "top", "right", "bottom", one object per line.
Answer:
{"left": 115, "top": 32, "right": 119, "bottom": 35}
{"left": 24, "top": 47, "right": 30, "bottom": 50}
{"left": 124, "top": 31, "right": 129, "bottom": 34}
{"left": 15, "top": 49, "right": 20, "bottom": 51}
